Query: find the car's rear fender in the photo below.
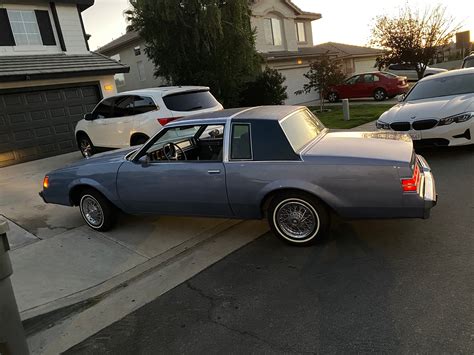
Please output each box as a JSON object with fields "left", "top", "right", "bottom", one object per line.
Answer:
{"left": 255, "top": 180, "right": 346, "bottom": 218}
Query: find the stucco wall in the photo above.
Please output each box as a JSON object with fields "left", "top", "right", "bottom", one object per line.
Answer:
{"left": 111, "top": 39, "right": 166, "bottom": 93}
{"left": 251, "top": 0, "right": 313, "bottom": 53}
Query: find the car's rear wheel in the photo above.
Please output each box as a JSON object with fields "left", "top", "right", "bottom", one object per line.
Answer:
{"left": 79, "top": 189, "right": 117, "bottom": 231}
{"left": 374, "top": 88, "right": 387, "bottom": 101}
{"left": 267, "top": 192, "right": 329, "bottom": 246}
{"left": 77, "top": 134, "right": 95, "bottom": 158}
{"left": 328, "top": 92, "right": 339, "bottom": 103}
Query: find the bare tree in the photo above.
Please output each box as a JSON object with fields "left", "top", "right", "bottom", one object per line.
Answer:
{"left": 370, "top": 5, "right": 461, "bottom": 79}
{"left": 295, "top": 54, "right": 345, "bottom": 112}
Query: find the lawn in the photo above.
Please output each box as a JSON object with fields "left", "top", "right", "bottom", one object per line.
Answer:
{"left": 309, "top": 104, "right": 395, "bottom": 129}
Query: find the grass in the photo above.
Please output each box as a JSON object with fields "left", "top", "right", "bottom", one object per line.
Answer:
{"left": 308, "top": 104, "right": 395, "bottom": 129}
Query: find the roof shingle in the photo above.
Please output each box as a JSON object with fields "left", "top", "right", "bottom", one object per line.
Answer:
{"left": 0, "top": 52, "right": 130, "bottom": 83}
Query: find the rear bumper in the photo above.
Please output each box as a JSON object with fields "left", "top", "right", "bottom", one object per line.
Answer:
{"left": 417, "top": 155, "right": 437, "bottom": 218}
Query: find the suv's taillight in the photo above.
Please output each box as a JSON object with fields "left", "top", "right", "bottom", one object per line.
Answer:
{"left": 157, "top": 117, "right": 181, "bottom": 126}
{"left": 401, "top": 164, "right": 420, "bottom": 192}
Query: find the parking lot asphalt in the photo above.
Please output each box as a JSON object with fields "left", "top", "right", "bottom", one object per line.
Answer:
{"left": 67, "top": 144, "right": 473, "bottom": 354}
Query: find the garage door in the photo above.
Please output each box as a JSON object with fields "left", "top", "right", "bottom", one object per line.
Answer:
{"left": 0, "top": 83, "right": 101, "bottom": 167}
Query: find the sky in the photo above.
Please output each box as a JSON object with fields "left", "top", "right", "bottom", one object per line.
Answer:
{"left": 82, "top": 0, "right": 474, "bottom": 51}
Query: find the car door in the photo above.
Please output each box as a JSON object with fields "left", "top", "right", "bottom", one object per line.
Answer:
{"left": 360, "top": 74, "right": 376, "bottom": 97}
{"left": 116, "top": 123, "right": 232, "bottom": 217}
{"left": 338, "top": 75, "right": 359, "bottom": 98}
{"left": 89, "top": 96, "right": 135, "bottom": 148}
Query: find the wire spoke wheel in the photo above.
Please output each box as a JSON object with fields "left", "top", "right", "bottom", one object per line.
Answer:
{"left": 81, "top": 195, "right": 104, "bottom": 227}
{"left": 275, "top": 199, "right": 319, "bottom": 241}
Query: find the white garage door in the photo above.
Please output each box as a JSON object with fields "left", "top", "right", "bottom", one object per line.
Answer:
{"left": 279, "top": 67, "right": 319, "bottom": 105}
{"left": 354, "top": 58, "right": 377, "bottom": 74}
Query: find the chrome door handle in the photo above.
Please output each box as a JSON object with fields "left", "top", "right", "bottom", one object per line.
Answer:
{"left": 207, "top": 170, "right": 221, "bottom": 175}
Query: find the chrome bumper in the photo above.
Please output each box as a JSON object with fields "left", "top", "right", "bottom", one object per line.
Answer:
{"left": 417, "top": 155, "right": 437, "bottom": 218}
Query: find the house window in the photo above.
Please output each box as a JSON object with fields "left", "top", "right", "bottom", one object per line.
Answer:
{"left": 296, "top": 22, "right": 306, "bottom": 43}
{"left": 137, "top": 61, "right": 146, "bottom": 81}
{"left": 263, "top": 18, "right": 282, "bottom": 46}
{"left": 7, "top": 10, "right": 42, "bottom": 45}
{"left": 134, "top": 46, "right": 141, "bottom": 56}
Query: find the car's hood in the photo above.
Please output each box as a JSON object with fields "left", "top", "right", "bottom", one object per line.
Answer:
{"left": 380, "top": 93, "right": 474, "bottom": 123}
{"left": 61, "top": 147, "right": 138, "bottom": 171}
{"left": 303, "top": 131, "right": 413, "bottom": 165}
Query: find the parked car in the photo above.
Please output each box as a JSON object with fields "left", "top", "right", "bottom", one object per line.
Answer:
{"left": 40, "top": 106, "right": 437, "bottom": 246}
{"left": 327, "top": 72, "right": 409, "bottom": 102}
{"left": 462, "top": 52, "right": 474, "bottom": 68}
{"left": 376, "top": 68, "right": 474, "bottom": 147}
{"left": 75, "top": 86, "right": 223, "bottom": 157}
{"left": 386, "top": 63, "right": 447, "bottom": 81}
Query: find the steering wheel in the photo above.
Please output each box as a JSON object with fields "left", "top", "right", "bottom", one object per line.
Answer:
{"left": 163, "top": 142, "right": 187, "bottom": 161}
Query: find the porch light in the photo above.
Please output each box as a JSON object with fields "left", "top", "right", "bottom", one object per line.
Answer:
{"left": 297, "top": 59, "right": 303, "bottom": 65}
{"left": 104, "top": 84, "right": 114, "bottom": 91}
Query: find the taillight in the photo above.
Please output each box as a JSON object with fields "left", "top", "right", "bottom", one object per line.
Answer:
{"left": 157, "top": 117, "right": 181, "bottom": 126}
{"left": 43, "top": 176, "right": 49, "bottom": 189}
{"left": 401, "top": 164, "right": 420, "bottom": 192}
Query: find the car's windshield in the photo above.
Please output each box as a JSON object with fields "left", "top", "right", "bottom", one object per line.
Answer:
{"left": 463, "top": 58, "right": 474, "bottom": 68}
{"left": 280, "top": 110, "right": 325, "bottom": 151}
{"left": 146, "top": 126, "right": 200, "bottom": 153}
{"left": 405, "top": 73, "right": 474, "bottom": 101}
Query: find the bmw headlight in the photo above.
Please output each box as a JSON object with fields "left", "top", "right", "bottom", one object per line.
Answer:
{"left": 438, "top": 112, "right": 474, "bottom": 126}
{"left": 376, "top": 121, "right": 391, "bottom": 129}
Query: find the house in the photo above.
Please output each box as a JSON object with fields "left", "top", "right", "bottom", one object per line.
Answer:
{"left": 0, "top": 0, "right": 129, "bottom": 167}
{"left": 98, "top": 0, "right": 327, "bottom": 105}
{"left": 311, "top": 42, "right": 384, "bottom": 75}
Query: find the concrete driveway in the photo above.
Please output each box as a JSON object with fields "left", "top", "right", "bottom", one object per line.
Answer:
{"left": 0, "top": 151, "right": 268, "bottom": 323}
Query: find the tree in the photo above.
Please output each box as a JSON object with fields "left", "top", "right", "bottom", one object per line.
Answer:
{"left": 126, "top": 0, "right": 262, "bottom": 107}
{"left": 370, "top": 5, "right": 461, "bottom": 79}
{"left": 240, "top": 66, "right": 288, "bottom": 106}
{"left": 295, "top": 54, "right": 345, "bottom": 112}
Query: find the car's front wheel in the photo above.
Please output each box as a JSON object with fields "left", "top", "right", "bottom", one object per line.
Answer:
{"left": 79, "top": 188, "right": 117, "bottom": 231}
{"left": 77, "top": 134, "right": 95, "bottom": 158}
{"left": 328, "top": 92, "right": 339, "bottom": 103}
{"left": 267, "top": 192, "right": 329, "bottom": 246}
{"left": 374, "top": 88, "right": 387, "bottom": 101}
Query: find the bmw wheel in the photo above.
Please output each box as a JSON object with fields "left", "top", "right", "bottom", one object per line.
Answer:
{"left": 374, "top": 88, "right": 387, "bottom": 101}
{"left": 79, "top": 189, "right": 117, "bottom": 231}
{"left": 267, "top": 192, "right": 329, "bottom": 246}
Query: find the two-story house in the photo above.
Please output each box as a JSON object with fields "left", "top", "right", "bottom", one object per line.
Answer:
{"left": 98, "top": 0, "right": 327, "bottom": 105}
{"left": 0, "top": 0, "right": 129, "bottom": 167}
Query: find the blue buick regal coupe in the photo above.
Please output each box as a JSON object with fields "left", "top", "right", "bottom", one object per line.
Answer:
{"left": 40, "top": 106, "right": 437, "bottom": 246}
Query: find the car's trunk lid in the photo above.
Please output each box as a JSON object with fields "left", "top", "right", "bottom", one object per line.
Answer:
{"left": 303, "top": 131, "right": 414, "bottom": 166}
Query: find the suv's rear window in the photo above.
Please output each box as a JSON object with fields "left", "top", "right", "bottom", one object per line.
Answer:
{"left": 163, "top": 90, "right": 220, "bottom": 112}
{"left": 405, "top": 73, "right": 474, "bottom": 101}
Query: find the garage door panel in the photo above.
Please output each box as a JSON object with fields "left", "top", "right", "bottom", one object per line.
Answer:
{"left": 0, "top": 83, "right": 101, "bottom": 167}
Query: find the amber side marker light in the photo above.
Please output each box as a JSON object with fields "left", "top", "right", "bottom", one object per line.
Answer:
{"left": 43, "top": 176, "right": 49, "bottom": 189}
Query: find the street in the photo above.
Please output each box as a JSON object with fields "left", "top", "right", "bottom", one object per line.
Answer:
{"left": 66, "top": 145, "right": 474, "bottom": 354}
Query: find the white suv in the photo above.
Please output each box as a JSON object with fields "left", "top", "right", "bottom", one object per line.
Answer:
{"left": 75, "top": 86, "right": 223, "bottom": 156}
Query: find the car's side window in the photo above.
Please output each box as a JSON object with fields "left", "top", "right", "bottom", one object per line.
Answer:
{"left": 231, "top": 124, "right": 252, "bottom": 160}
{"left": 113, "top": 96, "right": 135, "bottom": 118}
{"left": 134, "top": 96, "right": 158, "bottom": 114}
{"left": 93, "top": 97, "right": 115, "bottom": 119}
{"left": 363, "top": 74, "right": 374, "bottom": 83}
{"left": 345, "top": 76, "right": 359, "bottom": 85}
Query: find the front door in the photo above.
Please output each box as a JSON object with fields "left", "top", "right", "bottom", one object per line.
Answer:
{"left": 116, "top": 122, "right": 232, "bottom": 217}
{"left": 90, "top": 96, "right": 136, "bottom": 148}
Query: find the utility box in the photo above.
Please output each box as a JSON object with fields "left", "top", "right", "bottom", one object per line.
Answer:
{"left": 0, "top": 219, "right": 29, "bottom": 355}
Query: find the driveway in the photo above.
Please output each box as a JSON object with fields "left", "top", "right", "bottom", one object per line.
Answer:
{"left": 67, "top": 144, "right": 474, "bottom": 354}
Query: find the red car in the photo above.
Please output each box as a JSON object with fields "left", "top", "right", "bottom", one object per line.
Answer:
{"left": 327, "top": 72, "right": 409, "bottom": 102}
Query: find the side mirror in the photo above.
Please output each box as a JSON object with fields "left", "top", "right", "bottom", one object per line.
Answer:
{"left": 397, "top": 94, "right": 405, "bottom": 102}
{"left": 84, "top": 113, "right": 94, "bottom": 121}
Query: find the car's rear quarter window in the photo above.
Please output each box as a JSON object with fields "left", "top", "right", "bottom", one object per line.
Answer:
{"left": 163, "top": 90, "right": 220, "bottom": 112}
